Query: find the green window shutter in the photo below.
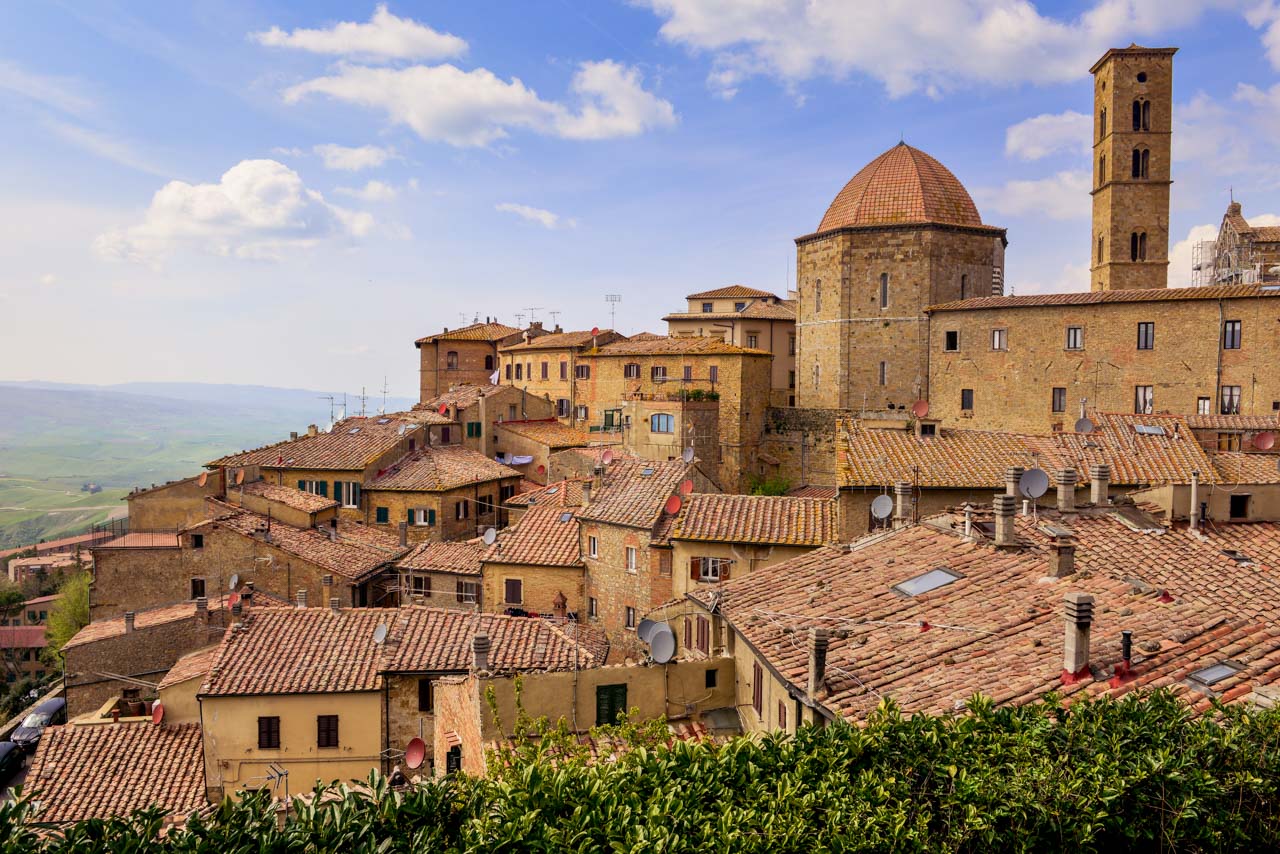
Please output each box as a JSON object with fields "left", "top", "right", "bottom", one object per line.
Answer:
{"left": 376, "top": 507, "right": 389, "bottom": 524}
{"left": 351, "top": 483, "right": 360, "bottom": 506}
{"left": 407, "top": 508, "right": 415, "bottom": 524}
{"left": 428, "top": 509, "right": 436, "bottom": 526}
{"left": 334, "top": 481, "right": 343, "bottom": 503}
{"left": 298, "top": 480, "right": 306, "bottom": 491}
{"left": 316, "top": 481, "right": 328, "bottom": 498}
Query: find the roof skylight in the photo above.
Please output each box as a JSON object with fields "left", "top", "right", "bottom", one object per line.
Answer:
{"left": 1134, "top": 424, "right": 1166, "bottom": 436}
{"left": 893, "top": 567, "right": 961, "bottom": 597}
{"left": 1189, "top": 661, "right": 1241, "bottom": 686}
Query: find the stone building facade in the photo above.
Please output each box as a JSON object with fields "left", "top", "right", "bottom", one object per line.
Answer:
{"left": 415, "top": 320, "right": 523, "bottom": 401}
{"left": 498, "top": 328, "right": 625, "bottom": 425}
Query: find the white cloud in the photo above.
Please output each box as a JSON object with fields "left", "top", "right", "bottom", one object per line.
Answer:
{"left": 639, "top": 0, "right": 1232, "bottom": 98}
{"left": 1246, "top": 1, "right": 1280, "bottom": 69}
{"left": 1004, "top": 110, "right": 1090, "bottom": 160}
{"left": 335, "top": 180, "right": 401, "bottom": 202}
{"left": 251, "top": 4, "right": 467, "bottom": 61}
{"left": 1019, "top": 261, "right": 1090, "bottom": 295}
{"left": 975, "top": 170, "right": 1091, "bottom": 221}
{"left": 1169, "top": 223, "right": 1219, "bottom": 287}
{"left": 93, "top": 159, "right": 373, "bottom": 264}
{"left": 283, "top": 60, "right": 675, "bottom": 147}
{"left": 313, "top": 143, "right": 396, "bottom": 171}
{"left": 496, "top": 202, "right": 576, "bottom": 229}
{"left": 0, "top": 60, "right": 93, "bottom": 116}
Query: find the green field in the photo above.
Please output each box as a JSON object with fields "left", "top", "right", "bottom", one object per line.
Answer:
{"left": 0, "top": 477, "right": 128, "bottom": 550}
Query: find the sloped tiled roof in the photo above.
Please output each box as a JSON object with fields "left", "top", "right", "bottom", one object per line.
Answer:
{"left": 506, "top": 478, "right": 588, "bottom": 508}
{"left": 417, "top": 383, "right": 500, "bottom": 411}
{"left": 209, "top": 417, "right": 417, "bottom": 471}
{"left": 368, "top": 446, "right": 520, "bottom": 492}
{"left": 157, "top": 645, "right": 220, "bottom": 691}
{"left": 499, "top": 329, "right": 623, "bottom": 352}
{"left": 237, "top": 480, "right": 337, "bottom": 513}
{"left": 416, "top": 322, "right": 520, "bottom": 344}
{"left": 383, "top": 608, "right": 607, "bottom": 673}
{"left": 927, "top": 283, "right": 1280, "bottom": 312}
{"left": 673, "top": 494, "right": 839, "bottom": 546}
{"left": 0, "top": 626, "right": 47, "bottom": 648}
{"left": 1186, "top": 413, "right": 1280, "bottom": 431}
{"left": 206, "top": 499, "right": 405, "bottom": 581}
{"left": 688, "top": 511, "right": 1280, "bottom": 722}
{"left": 686, "top": 285, "right": 779, "bottom": 300}
{"left": 787, "top": 485, "right": 840, "bottom": 500}
{"left": 664, "top": 302, "right": 796, "bottom": 322}
{"left": 28, "top": 722, "right": 206, "bottom": 825}
{"left": 594, "top": 337, "right": 767, "bottom": 357}
{"left": 495, "top": 420, "right": 594, "bottom": 449}
{"left": 484, "top": 506, "right": 583, "bottom": 567}
{"left": 65, "top": 598, "right": 226, "bottom": 649}
{"left": 576, "top": 459, "right": 691, "bottom": 530}
{"left": 395, "top": 541, "right": 485, "bottom": 576}
{"left": 816, "top": 143, "right": 987, "bottom": 233}
{"left": 1211, "top": 452, "right": 1280, "bottom": 485}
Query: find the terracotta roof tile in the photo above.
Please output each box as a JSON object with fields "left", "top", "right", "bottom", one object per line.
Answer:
{"left": 664, "top": 301, "right": 796, "bottom": 322}
{"left": 499, "top": 329, "right": 624, "bottom": 352}
{"left": 157, "top": 645, "right": 220, "bottom": 691}
{"left": 1211, "top": 452, "right": 1280, "bottom": 484}
{"left": 0, "top": 626, "right": 48, "bottom": 648}
{"left": 210, "top": 417, "right": 419, "bottom": 471}
{"left": 495, "top": 420, "right": 594, "bottom": 449}
{"left": 685, "top": 285, "right": 779, "bottom": 300}
{"left": 368, "top": 446, "right": 520, "bottom": 492}
{"left": 417, "top": 384, "right": 500, "bottom": 411}
{"left": 65, "top": 598, "right": 226, "bottom": 649}
{"left": 673, "top": 494, "right": 839, "bottom": 546}
{"left": 817, "top": 143, "right": 987, "bottom": 233}
{"left": 506, "top": 478, "right": 588, "bottom": 508}
{"left": 927, "top": 283, "right": 1280, "bottom": 312}
{"left": 28, "top": 722, "right": 205, "bottom": 825}
{"left": 576, "top": 459, "right": 692, "bottom": 530}
{"left": 787, "top": 485, "right": 840, "bottom": 500}
{"left": 395, "top": 541, "right": 485, "bottom": 576}
{"left": 484, "top": 506, "right": 583, "bottom": 567}
{"left": 594, "top": 337, "right": 768, "bottom": 357}
{"left": 96, "top": 533, "right": 179, "bottom": 549}
{"left": 1187, "top": 413, "right": 1280, "bottom": 431}
{"left": 383, "top": 608, "right": 607, "bottom": 673}
{"left": 416, "top": 322, "right": 521, "bottom": 344}
{"left": 237, "top": 480, "right": 337, "bottom": 513}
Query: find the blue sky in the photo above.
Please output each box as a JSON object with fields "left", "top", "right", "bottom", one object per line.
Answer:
{"left": 2, "top": 1, "right": 1279, "bottom": 397}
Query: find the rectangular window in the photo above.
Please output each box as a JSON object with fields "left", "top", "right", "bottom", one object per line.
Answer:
{"left": 778, "top": 700, "right": 787, "bottom": 730}
{"left": 944, "top": 330, "right": 960, "bottom": 351}
{"left": 575, "top": 364, "right": 591, "bottom": 379}
{"left": 575, "top": 405, "right": 589, "bottom": 421}
{"left": 625, "top": 606, "right": 636, "bottom": 629}
{"left": 683, "top": 365, "right": 693, "bottom": 381}
{"left": 190, "top": 578, "right": 205, "bottom": 600}
{"left": 317, "top": 715, "right": 339, "bottom": 748}
{"left": 375, "top": 506, "right": 389, "bottom": 524}
{"left": 651, "top": 366, "right": 667, "bottom": 382}
{"left": 588, "top": 536, "right": 598, "bottom": 558}
{"left": 788, "top": 370, "right": 795, "bottom": 389}
{"left": 257, "top": 716, "right": 281, "bottom": 749}
{"left": 788, "top": 334, "right": 796, "bottom": 356}
{"left": 412, "top": 508, "right": 435, "bottom": 527}
{"left": 625, "top": 547, "right": 637, "bottom": 572}
{"left": 1197, "top": 396, "right": 1212, "bottom": 415}
{"left": 337, "top": 481, "right": 360, "bottom": 509}
{"left": 991, "top": 329, "right": 1007, "bottom": 351}
{"left": 1230, "top": 493, "right": 1251, "bottom": 519}
{"left": 505, "top": 364, "right": 512, "bottom": 380}
{"left": 1051, "top": 387, "right": 1067, "bottom": 413}
{"left": 879, "top": 273, "right": 889, "bottom": 309}
{"left": 709, "top": 365, "right": 719, "bottom": 383}
{"left": 705, "top": 668, "right": 717, "bottom": 689}
{"left": 624, "top": 363, "right": 640, "bottom": 379}
{"left": 1137, "top": 322, "right": 1155, "bottom": 350}
{"left": 1134, "top": 385, "right": 1154, "bottom": 414}
{"left": 752, "top": 662, "right": 763, "bottom": 717}
{"left": 1223, "top": 320, "right": 1242, "bottom": 350}
{"left": 478, "top": 494, "right": 494, "bottom": 515}
{"left": 960, "top": 388, "right": 974, "bottom": 411}
{"left": 456, "top": 581, "right": 479, "bottom": 604}
{"left": 746, "top": 333, "right": 758, "bottom": 349}
{"left": 508, "top": 404, "right": 517, "bottom": 420}
{"left": 559, "top": 361, "right": 568, "bottom": 380}
{"left": 191, "top": 534, "right": 204, "bottom": 550}
{"left": 1065, "top": 326, "right": 1084, "bottom": 350}
{"left": 515, "top": 364, "right": 522, "bottom": 380}
{"left": 556, "top": 398, "right": 570, "bottom": 417}
{"left": 691, "top": 556, "right": 731, "bottom": 582}
{"left": 418, "top": 678, "right": 434, "bottom": 713}
{"left": 456, "top": 501, "right": 469, "bottom": 520}
{"left": 588, "top": 597, "right": 598, "bottom": 619}
{"left": 1218, "top": 433, "right": 1242, "bottom": 452}
{"left": 466, "top": 421, "right": 482, "bottom": 438}
{"left": 540, "top": 362, "right": 548, "bottom": 380}
{"left": 701, "top": 302, "right": 713, "bottom": 313}
{"left": 878, "top": 361, "right": 887, "bottom": 386}
{"left": 504, "top": 578, "right": 522, "bottom": 605}
{"left": 596, "top": 684, "right": 628, "bottom": 725}
{"left": 411, "top": 574, "right": 431, "bottom": 597}
{"left": 1222, "top": 385, "right": 1242, "bottom": 415}
{"left": 650, "top": 413, "right": 674, "bottom": 433}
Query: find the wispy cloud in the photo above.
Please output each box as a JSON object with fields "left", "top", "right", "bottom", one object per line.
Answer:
{"left": 0, "top": 59, "right": 94, "bottom": 116}
{"left": 496, "top": 202, "right": 576, "bottom": 229}
{"left": 252, "top": 4, "right": 467, "bottom": 61}
{"left": 44, "top": 119, "right": 167, "bottom": 176}
{"left": 314, "top": 143, "right": 396, "bottom": 171}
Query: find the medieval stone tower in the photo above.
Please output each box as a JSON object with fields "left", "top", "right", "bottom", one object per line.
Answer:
{"left": 794, "top": 142, "right": 1006, "bottom": 410}
{"left": 1090, "top": 45, "right": 1177, "bottom": 291}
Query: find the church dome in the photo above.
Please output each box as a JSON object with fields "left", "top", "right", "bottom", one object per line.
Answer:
{"left": 817, "top": 142, "right": 984, "bottom": 232}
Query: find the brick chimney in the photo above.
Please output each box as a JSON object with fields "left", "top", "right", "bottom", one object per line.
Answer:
{"left": 290, "top": 431, "right": 298, "bottom": 441}
{"left": 330, "top": 597, "right": 341, "bottom": 613}
{"left": 807, "top": 627, "right": 830, "bottom": 701}
{"left": 993, "top": 494, "right": 1017, "bottom": 547}
{"left": 581, "top": 480, "right": 592, "bottom": 507}
{"left": 195, "top": 596, "right": 208, "bottom": 621}
{"left": 1005, "top": 466, "right": 1024, "bottom": 497}
{"left": 552, "top": 591, "right": 567, "bottom": 622}
{"left": 1062, "top": 592, "right": 1094, "bottom": 682}
{"left": 1089, "top": 464, "right": 1110, "bottom": 506}
{"left": 123, "top": 611, "right": 135, "bottom": 633}
{"left": 296, "top": 589, "right": 307, "bottom": 608}
{"left": 1047, "top": 534, "right": 1076, "bottom": 578}
{"left": 307, "top": 424, "right": 318, "bottom": 437}
{"left": 472, "top": 632, "right": 491, "bottom": 672}
{"left": 893, "top": 481, "right": 912, "bottom": 527}
{"left": 1056, "top": 468, "right": 1078, "bottom": 513}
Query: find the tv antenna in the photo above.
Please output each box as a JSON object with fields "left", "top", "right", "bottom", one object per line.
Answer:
{"left": 524, "top": 307, "right": 543, "bottom": 324}
{"left": 317, "top": 395, "right": 335, "bottom": 424}
{"left": 514, "top": 312, "right": 526, "bottom": 327}
{"left": 380, "top": 376, "right": 389, "bottom": 415}
{"left": 359, "top": 386, "right": 367, "bottom": 417}
{"left": 549, "top": 310, "right": 561, "bottom": 327}
{"left": 605, "top": 294, "right": 621, "bottom": 329}
{"left": 458, "top": 312, "right": 470, "bottom": 325}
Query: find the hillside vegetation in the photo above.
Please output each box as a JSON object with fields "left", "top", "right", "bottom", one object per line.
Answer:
{"left": 3, "top": 690, "right": 1278, "bottom": 852}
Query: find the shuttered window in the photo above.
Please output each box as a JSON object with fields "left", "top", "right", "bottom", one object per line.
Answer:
{"left": 504, "top": 579, "right": 522, "bottom": 605}
{"left": 752, "top": 663, "right": 763, "bottom": 717}
{"left": 595, "top": 684, "right": 627, "bottom": 726}
{"left": 317, "top": 715, "right": 339, "bottom": 748}
{"left": 257, "top": 716, "right": 280, "bottom": 749}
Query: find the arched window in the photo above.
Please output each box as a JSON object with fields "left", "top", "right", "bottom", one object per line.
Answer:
{"left": 1132, "top": 100, "right": 1142, "bottom": 131}
{"left": 1132, "top": 148, "right": 1141, "bottom": 178}
{"left": 1131, "top": 232, "right": 1139, "bottom": 261}
{"left": 1099, "top": 154, "right": 1106, "bottom": 185}
{"left": 446, "top": 351, "right": 459, "bottom": 370}
{"left": 1098, "top": 235, "right": 1104, "bottom": 263}
{"left": 879, "top": 272, "right": 889, "bottom": 308}
{"left": 1100, "top": 107, "right": 1107, "bottom": 138}
{"left": 1140, "top": 148, "right": 1149, "bottom": 178}
{"left": 484, "top": 355, "right": 494, "bottom": 371}
{"left": 1130, "top": 231, "right": 1147, "bottom": 262}
{"left": 1142, "top": 100, "right": 1150, "bottom": 130}
{"left": 1139, "top": 232, "right": 1147, "bottom": 260}
{"left": 960, "top": 274, "right": 967, "bottom": 299}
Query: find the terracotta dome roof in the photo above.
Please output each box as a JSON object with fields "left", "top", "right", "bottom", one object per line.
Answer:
{"left": 817, "top": 142, "right": 984, "bottom": 232}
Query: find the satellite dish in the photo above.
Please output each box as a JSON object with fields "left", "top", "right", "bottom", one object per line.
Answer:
{"left": 197, "top": 471, "right": 208, "bottom": 487}
{"left": 537, "top": 464, "right": 546, "bottom": 474}
{"left": 1255, "top": 431, "right": 1276, "bottom": 451}
{"left": 151, "top": 703, "right": 165, "bottom": 725}
{"left": 229, "top": 573, "right": 240, "bottom": 591}
{"left": 681, "top": 447, "right": 695, "bottom": 464}
{"left": 910, "top": 400, "right": 930, "bottom": 418}
{"left": 636, "top": 618, "right": 658, "bottom": 643}
{"left": 438, "top": 404, "right": 448, "bottom": 416}
{"left": 482, "top": 527, "right": 498, "bottom": 546}
{"left": 591, "top": 326, "right": 600, "bottom": 337}
{"left": 405, "top": 737, "right": 426, "bottom": 770}
{"left": 665, "top": 495, "right": 682, "bottom": 515}
{"left": 601, "top": 449, "right": 614, "bottom": 465}
{"left": 649, "top": 623, "right": 676, "bottom": 664}
{"left": 229, "top": 592, "right": 240, "bottom": 608}
{"left": 235, "top": 470, "right": 245, "bottom": 485}
{"left": 373, "top": 623, "right": 388, "bottom": 645}
{"left": 1019, "top": 468, "right": 1050, "bottom": 499}
{"left": 870, "top": 494, "right": 894, "bottom": 520}
{"left": 1074, "top": 417, "right": 1095, "bottom": 434}
{"left": 679, "top": 479, "right": 694, "bottom": 496}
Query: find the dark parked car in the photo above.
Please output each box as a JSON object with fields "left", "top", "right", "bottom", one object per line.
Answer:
{"left": 11, "top": 698, "right": 65, "bottom": 754}
{"left": 0, "top": 742, "right": 21, "bottom": 784}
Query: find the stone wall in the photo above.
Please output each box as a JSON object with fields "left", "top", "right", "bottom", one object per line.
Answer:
{"left": 761, "top": 407, "right": 851, "bottom": 488}
{"left": 480, "top": 561, "right": 584, "bottom": 617}
{"left": 419, "top": 340, "right": 500, "bottom": 403}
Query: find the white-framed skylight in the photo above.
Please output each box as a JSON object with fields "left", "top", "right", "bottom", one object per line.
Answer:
{"left": 1189, "top": 662, "right": 1241, "bottom": 686}
{"left": 892, "top": 567, "right": 962, "bottom": 597}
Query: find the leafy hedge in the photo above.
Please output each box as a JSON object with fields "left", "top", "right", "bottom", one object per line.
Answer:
{"left": 3, "top": 690, "right": 1279, "bottom": 852}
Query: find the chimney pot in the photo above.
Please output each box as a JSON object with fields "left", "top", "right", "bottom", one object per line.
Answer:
{"left": 893, "top": 481, "right": 912, "bottom": 526}
{"left": 195, "top": 596, "right": 208, "bottom": 616}
{"left": 807, "top": 627, "right": 830, "bottom": 700}
{"left": 1062, "top": 591, "right": 1095, "bottom": 680}
{"left": 307, "top": 424, "right": 318, "bottom": 437}
{"left": 231, "top": 601, "right": 243, "bottom": 617}
{"left": 472, "top": 632, "right": 491, "bottom": 672}
{"left": 290, "top": 431, "right": 298, "bottom": 441}
{"left": 1089, "top": 464, "right": 1111, "bottom": 506}
{"left": 992, "top": 494, "right": 1017, "bottom": 547}
{"left": 123, "top": 611, "right": 135, "bottom": 633}
{"left": 296, "top": 589, "right": 308, "bottom": 608}
{"left": 1189, "top": 470, "right": 1201, "bottom": 531}
{"left": 330, "top": 597, "right": 341, "bottom": 613}
{"left": 581, "top": 481, "right": 592, "bottom": 507}
{"left": 1005, "top": 466, "right": 1024, "bottom": 496}
{"left": 1056, "top": 468, "right": 1078, "bottom": 513}
{"left": 1047, "top": 535, "right": 1076, "bottom": 578}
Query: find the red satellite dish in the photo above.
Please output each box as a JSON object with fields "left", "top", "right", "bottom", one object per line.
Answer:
{"left": 665, "top": 495, "right": 682, "bottom": 515}
{"left": 1255, "top": 431, "right": 1276, "bottom": 451}
{"left": 405, "top": 737, "right": 426, "bottom": 770}
{"left": 151, "top": 702, "right": 165, "bottom": 725}
{"left": 197, "top": 472, "right": 208, "bottom": 487}
{"left": 235, "top": 470, "right": 245, "bottom": 485}
{"left": 229, "top": 592, "right": 240, "bottom": 607}
{"left": 601, "top": 449, "right": 614, "bottom": 465}
{"left": 679, "top": 479, "right": 694, "bottom": 496}
{"left": 438, "top": 404, "right": 448, "bottom": 416}
{"left": 910, "top": 400, "right": 930, "bottom": 418}
{"left": 537, "top": 464, "right": 546, "bottom": 474}
{"left": 591, "top": 327, "right": 600, "bottom": 337}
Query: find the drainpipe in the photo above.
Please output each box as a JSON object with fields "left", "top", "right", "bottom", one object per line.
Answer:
{"left": 1189, "top": 470, "right": 1200, "bottom": 532}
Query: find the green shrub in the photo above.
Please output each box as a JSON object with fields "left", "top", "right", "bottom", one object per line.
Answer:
{"left": 747, "top": 473, "right": 791, "bottom": 495}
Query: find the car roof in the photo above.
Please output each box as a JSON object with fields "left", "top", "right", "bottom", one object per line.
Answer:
{"left": 34, "top": 698, "right": 65, "bottom": 712}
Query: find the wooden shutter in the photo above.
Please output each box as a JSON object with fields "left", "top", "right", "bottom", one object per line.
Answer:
{"left": 334, "top": 481, "right": 342, "bottom": 503}
{"left": 407, "top": 508, "right": 415, "bottom": 524}
{"left": 352, "top": 483, "right": 360, "bottom": 506}
{"left": 690, "top": 557, "right": 701, "bottom": 581}
{"left": 298, "top": 480, "right": 306, "bottom": 491}
{"left": 316, "top": 481, "right": 328, "bottom": 498}
{"left": 317, "top": 715, "right": 339, "bottom": 748}
{"left": 428, "top": 509, "right": 436, "bottom": 526}
{"left": 752, "top": 663, "right": 763, "bottom": 716}
{"left": 720, "top": 561, "right": 731, "bottom": 581}
{"left": 419, "top": 678, "right": 434, "bottom": 713}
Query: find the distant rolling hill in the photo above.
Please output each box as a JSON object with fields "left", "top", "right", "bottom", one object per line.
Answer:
{"left": 0, "top": 381, "right": 415, "bottom": 549}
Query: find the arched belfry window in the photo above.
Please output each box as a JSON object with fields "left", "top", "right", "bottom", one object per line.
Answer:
{"left": 1132, "top": 149, "right": 1141, "bottom": 178}
{"left": 1141, "top": 149, "right": 1149, "bottom": 178}
{"left": 1098, "top": 235, "right": 1104, "bottom": 263}
{"left": 960, "top": 273, "right": 967, "bottom": 299}
{"left": 879, "top": 273, "right": 889, "bottom": 308}
{"left": 1099, "top": 154, "right": 1106, "bottom": 186}
{"left": 1142, "top": 100, "right": 1151, "bottom": 130}
{"left": 1132, "top": 100, "right": 1141, "bottom": 131}
{"left": 1130, "top": 232, "right": 1147, "bottom": 262}
{"left": 1100, "top": 107, "right": 1107, "bottom": 138}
